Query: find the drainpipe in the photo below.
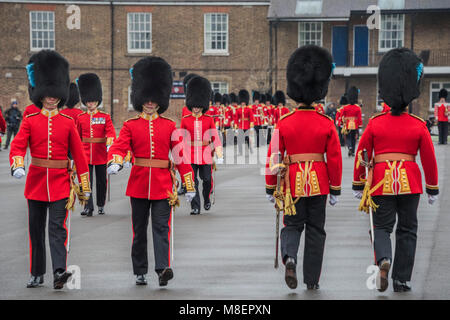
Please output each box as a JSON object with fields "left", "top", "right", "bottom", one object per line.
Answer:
{"left": 110, "top": 1, "right": 115, "bottom": 122}
{"left": 269, "top": 20, "right": 273, "bottom": 94}
{"left": 274, "top": 21, "right": 278, "bottom": 92}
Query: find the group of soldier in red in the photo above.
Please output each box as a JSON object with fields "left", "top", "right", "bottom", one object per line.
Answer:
{"left": 7, "top": 44, "right": 439, "bottom": 295}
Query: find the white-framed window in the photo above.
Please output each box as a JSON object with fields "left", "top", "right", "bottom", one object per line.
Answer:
{"left": 30, "top": 11, "right": 55, "bottom": 51}
{"left": 127, "top": 12, "right": 152, "bottom": 53}
{"left": 211, "top": 82, "right": 228, "bottom": 95}
{"left": 378, "top": 14, "right": 404, "bottom": 52}
{"left": 204, "top": 13, "right": 228, "bottom": 54}
{"left": 298, "top": 22, "right": 322, "bottom": 47}
{"left": 430, "top": 82, "right": 450, "bottom": 112}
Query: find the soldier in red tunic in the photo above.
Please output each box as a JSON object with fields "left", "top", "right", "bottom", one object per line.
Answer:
{"left": 266, "top": 45, "right": 342, "bottom": 290}
{"left": 0, "top": 109, "right": 5, "bottom": 147}
{"left": 10, "top": 50, "right": 91, "bottom": 289}
{"left": 207, "top": 92, "right": 221, "bottom": 128}
{"left": 272, "top": 91, "right": 290, "bottom": 125}
{"left": 107, "top": 57, "right": 196, "bottom": 286}
{"left": 181, "top": 76, "right": 223, "bottom": 215}
{"left": 76, "top": 73, "right": 116, "bottom": 216}
{"left": 341, "top": 87, "right": 362, "bottom": 157}
{"left": 336, "top": 95, "right": 347, "bottom": 146}
{"left": 235, "top": 89, "right": 255, "bottom": 155}
{"left": 60, "top": 83, "right": 83, "bottom": 121}
{"left": 23, "top": 103, "right": 41, "bottom": 118}
{"left": 436, "top": 89, "right": 448, "bottom": 144}
{"left": 251, "top": 91, "right": 264, "bottom": 148}
{"left": 353, "top": 48, "right": 438, "bottom": 292}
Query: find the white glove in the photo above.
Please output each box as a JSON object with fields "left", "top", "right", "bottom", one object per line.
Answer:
{"left": 234, "top": 129, "right": 239, "bottom": 134}
{"left": 107, "top": 145, "right": 111, "bottom": 152}
{"left": 353, "top": 190, "right": 363, "bottom": 199}
{"left": 124, "top": 161, "right": 132, "bottom": 168}
{"left": 358, "top": 128, "right": 363, "bottom": 135}
{"left": 329, "top": 194, "right": 338, "bottom": 206}
{"left": 0, "top": 133, "right": 4, "bottom": 137}
{"left": 266, "top": 194, "right": 275, "bottom": 203}
{"left": 216, "top": 157, "right": 224, "bottom": 165}
{"left": 185, "top": 192, "right": 195, "bottom": 202}
{"left": 84, "top": 192, "right": 91, "bottom": 199}
{"left": 428, "top": 194, "right": 438, "bottom": 205}
{"left": 13, "top": 168, "right": 25, "bottom": 179}
{"left": 107, "top": 164, "right": 121, "bottom": 175}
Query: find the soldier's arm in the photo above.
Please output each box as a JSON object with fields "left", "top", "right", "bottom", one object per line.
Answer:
{"left": 326, "top": 124, "right": 343, "bottom": 195}
{"left": 265, "top": 124, "right": 285, "bottom": 195}
{"left": 105, "top": 114, "right": 116, "bottom": 147}
{"left": 9, "top": 116, "right": 30, "bottom": 174}
{"left": 68, "top": 122, "right": 90, "bottom": 193}
{"left": 352, "top": 121, "right": 374, "bottom": 190}
{"left": 107, "top": 121, "right": 132, "bottom": 168}
{"left": 419, "top": 123, "right": 439, "bottom": 195}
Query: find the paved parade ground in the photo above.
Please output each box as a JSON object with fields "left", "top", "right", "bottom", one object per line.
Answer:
{"left": 0, "top": 143, "right": 449, "bottom": 300}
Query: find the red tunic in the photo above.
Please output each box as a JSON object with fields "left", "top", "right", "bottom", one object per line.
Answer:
{"left": 235, "top": 105, "right": 255, "bottom": 130}
{"left": 23, "top": 104, "right": 41, "bottom": 118}
{"left": 223, "top": 106, "right": 234, "bottom": 128}
{"left": 0, "top": 111, "right": 6, "bottom": 144}
{"left": 251, "top": 104, "right": 265, "bottom": 126}
{"left": 107, "top": 113, "right": 195, "bottom": 200}
{"left": 352, "top": 112, "right": 439, "bottom": 196}
{"left": 272, "top": 106, "right": 290, "bottom": 126}
{"left": 9, "top": 109, "right": 90, "bottom": 202}
{"left": 76, "top": 110, "right": 116, "bottom": 165}
{"left": 60, "top": 108, "right": 83, "bottom": 122}
{"left": 381, "top": 103, "right": 391, "bottom": 113}
{"left": 205, "top": 105, "right": 220, "bottom": 127}
{"left": 182, "top": 106, "right": 191, "bottom": 117}
{"left": 314, "top": 103, "right": 324, "bottom": 114}
{"left": 180, "top": 114, "right": 222, "bottom": 165}
{"left": 266, "top": 108, "right": 342, "bottom": 197}
{"left": 342, "top": 104, "right": 362, "bottom": 130}
{"left": 336, "top": 107, "right": 343, "bottom": 126}
{"left": 437, "top": 103, "right": 449, "bottom": 122}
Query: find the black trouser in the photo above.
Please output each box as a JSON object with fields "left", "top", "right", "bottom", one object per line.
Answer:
{"left": 130, "top": 198, "right": 172, "bottom": 275}
{"left": 254, "top": 125, "right": 262, "bottom": 148}
{"left": 338, "top": 126, "right": 345, "bottom": 146}
{"left": 4, "top": 125, "right": 19, "bottom": 148}
{"left": 237, "top": 129, "right": 251, "bottom": 154}
{"left": 438, "top": 121, "right": 448, "bottom": 144}
{"left": 372, "top": 194, "right": 420, "bottom": 282}
{"left": 85, "top": 164, "right": 107, "bottom": 211}
{"left": 346, "top": 130, "right": 357, "bottom": 154}
{"left": 191, "top": 164, "right": 213, "bottom": 212}
{"left": 266, "top": 126, "right": 272, "bottom": 145}
{"left": 280, "top": 195, "right": 327, "bottom": 285}
{"left": 27, "top": 198, "right": 69, "bottom": 276}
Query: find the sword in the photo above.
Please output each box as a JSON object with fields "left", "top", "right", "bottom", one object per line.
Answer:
{"left": 362, "top": 149, "right": 376, "bottom": 265}
{"left": 66, "top": 209, "right": 72, "bottom": 253}
{"left": 274, "top": 152, "right": 282, "bottom": 269}
{"left": 212, "top": 162, "right": 216, "bottom": 205}
{"left": 107, "top": 174, "right": 111, "bottom": 202}
{"left": 170, "top": 206, "right": 174, "bottom": 264}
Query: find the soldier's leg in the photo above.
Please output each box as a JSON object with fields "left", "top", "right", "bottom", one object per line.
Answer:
{"left": 85, "top": 164, "right": 94, "bottom": 212}
{"left": 255, "top": 126, "right": 260, "bottom": 148}
{"left": 48, "top": 198, "right": 69, "bottom": 273}
{"left": 444, "top": 122, "right": 449, "bottom": 145}
{"left": 280, "top": 197, "right": 307, "bottom": 264}
{"left": 27, "top": 200, "right": 48, "bottom": 276}
{"left": 266, "top": 127, "right": 272, "bottom": 145}
{"left": 190, "top": 164, "right": 201, "bottom": 211}
{"left": 200, "top": 164, "right": 212, "bottom": 205}
{"left": 392, "top": 194, "right": 420, "bottom": 282}
{"left": 438, "top": 122, "right": 444, "bottom": 144}
{"left": 150, "top": 199, "right": 172, "bottom": 272}
{"left": 4, "top": 126, "right": 13, "bottom": 148}
{"left": 95, "top": 164, "right": 107, "bottom": 208}
{"left": 303, "top": 195, "right": 327, "bottom": 285}
{"left": 371, "top": 196, "right": 397, "bottom": 264}
{"left": 130, "top": 197, "right": 151, "bottom": 275}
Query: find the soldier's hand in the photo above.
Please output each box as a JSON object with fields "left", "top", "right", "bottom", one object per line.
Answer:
{"left": 84, "top": 192, "right": 91, "bottom": 199}
{"left": 107, "top": 163, "right": 121, "bottom": 175}
{"left": 329, "top": 194, "right": 339, "bottom": 206}
{"left": 123, "top": 161, "right": 132, "bottom": 168}
{"left": 216, "top": 157, "right": 224, "bottom": 165}
{"left": 266, "top": 194, "right": 275, "bottom": 203}
{"left": 12, "top": 168, "right": 25, "bottom": 179}
{"left": 185, "top": 192, "right": 195, "bottom": 202}
{"left": 353, "top": 190, "right": 363, "bottom": 199}
{"left": 428, "top": 194, "right": 438, "bottom": 205}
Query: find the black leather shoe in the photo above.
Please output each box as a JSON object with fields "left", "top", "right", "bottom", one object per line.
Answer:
{"left": 26, "top": 275, "right": 44, "bottom": 288}
{"left": 285, "top": 257, "right": 298, "bottom": 289}
{"left": 190, "top": 208, "right": 200, "bottom": 215}
{"left": 53, "top": 271, "right": 72, "bottom": 290}
{"left": 393, "top": 280, "right": 411, "bottom": 292}
{"left": 135, "top": 274, "right": 147, "bottom": 286}
{"left": 158, "top": 268, "right": 174, "bottom": 287}
{"left": 98, "top": 207, "right": 105, "bottom": 215}
{"left": 306, "top": 283, "right": 320, "bottom": 290}
{"left": 377, "top": 259, "right": 391, "bottom": 292}
{"left": 204, "top": 201, "right": 211, "bottom": 211}
{"left": 81, "top": 208, "right": 93, "bottom": 217}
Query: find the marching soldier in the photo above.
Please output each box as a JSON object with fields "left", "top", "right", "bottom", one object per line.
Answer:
{"left": 181, "top": 76, "right": 224, "bottom": 215}
{"left": 207, "top": 92, "right": 221, "bottom": 128}
{"left": 60, "top": 83, "right": 83, "bottom": 121}
{"left": 265, "top": 45, "right": 342, "bottom": 290}
{"left": 76, "top": 73, "right": 116, "bottom": 216}
{"left": 251, "top": 91, "right": 263, "bottom": 148}
{"left": 235, "top": 89, "right": 254, "bottom": 155}
{"left": 107, "top": 56, "right": 196, "bottom": 286}
{"left": 336, "top": 95, "right": 347, "bottom": 146}
{"left": 10, "top": 50, "right": 91, "bottom": 289}
{"left": 265, "top": 94, "right": 275, "bottom": 145}
{"left": 341, "top": 87, "right": 362, "bottom": 157}
{"left": 229, "top": 93, "right": 239, "bottom": 146}
{"left": 353, "top": 48, "right": 439, "bottom": 292}
{"left": 272, "top": 91, "right": 290, "bottom": 125}
{"left": 436, "top": 89, "right": 448, "bottom": 145}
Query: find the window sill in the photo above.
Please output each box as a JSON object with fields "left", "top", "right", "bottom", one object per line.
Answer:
{"left": 202, "top": 52, "right": 230, "bottom": 57}
{"left": 125, "top": 52, "right": 152, "bottom": 57}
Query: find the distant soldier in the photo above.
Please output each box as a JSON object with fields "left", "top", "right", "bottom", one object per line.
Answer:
{"left": 266, "top": 45, "right": 342, "bottom": 290}
{"left": 336, "top": 95, "right": 347, "bottom": 146}
{"left": 251, "top": 91, "right": 264, "bottom": 148}
{"left": 182, "top": 73, "right": 199, "bottom": 118}
{"left": 60, "top": 83, "right": 83, "bottom": 121}
{"left": 436, "top": 89, "right": 448, "bottom": 145}
{"left": 3, "top": 100, "right": 22, "bottom": 149}
{"left": 76, "top": 73, "right": 116, "bottom": 216}
{"left": 235, "top": 90, "right": 255, "bottom": 155}
{"left": 107, "top": 56, "right": 196, "bottom": 286}
{"left": 207, "top": 92, "right": 221, "bottom": 128}
{"left": 10, "top": 50, "right": 90, "bottom": 289}
{"left": 0, "top": 108, "right": 6, "bottom": 149}
{"left": 341, "top": 87, "right": 362, "bottom": 157}
{"left": 353, "top": 48, "right": 439, "bottom": 292}
{"left": 272, "top": 91, "right": 290, "bottom": 125}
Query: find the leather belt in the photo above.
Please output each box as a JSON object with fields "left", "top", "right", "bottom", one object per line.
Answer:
{"left": 82, "top": 137, "right": 107, "bottom": 143}
{"left": 134, "top": 158, "right": 170, "bottom": 168}
{"left": 31, "top": 158, "right": 69, "bottom": 169}
{"left": 190, "top": 140, "right": 210, "bottom": 146}
{"left": 374, "top": 153, "right": 415, "bottom": 163}
{"left": 284, "top": 153, "right": 325, "bottom": 164}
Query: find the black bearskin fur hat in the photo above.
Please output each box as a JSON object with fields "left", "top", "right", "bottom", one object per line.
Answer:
{"left": 186, "top": 76, "right": 212, "bottom": 113}
{"left": 65, "top": 83, "right": 80, "bottom": 109}
{"left": 77, "top": 73, "right": 102, "bottom": 106}
{"left": 238, "top": 89, "right": 249, "bottom": 105}
{"left": 274, "top": 91, "right": 286, "bottom": 106}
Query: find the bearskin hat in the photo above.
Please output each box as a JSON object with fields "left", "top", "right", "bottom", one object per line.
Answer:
{"left": 213, "top": 92, "right": 222, "bottom": 104}
{"left": 186, "top": 76, "right": 212, "bottom": 113}
{"left": 238, "top": 89, "right": 250, "bottom": 105}
{"left": 439, "top": 88, "right": 448, "bottom": 99}
{"left": 77, "top": 73, "right": 102, "bottom": 106}
{"left": 253, "top": 91, "right": 261, "bottom": 103}
{"left": 264, "top": 93, "right": 273, "bottom": 104}
{"left": 274, "top": 91, "right": 286, "bottom": 106}
{"left": 229, "top": 93, "right": 238, "bottom": 104}
{"left": 260, "top": 94, "right": 266, "bottom": 104}
{"left": 378, "top": 48, "right": 424, "bottom": 115}
{"left": 222, "top": 94, "right": 230, "bottom": 106}
{"left": 26, "top": 50, "right": 70, "bottom": 109}
{"left": 286, "top": 45, "right": 333, "bottom": 105}
{"left": 183, "top": 73, "right": 200, "bottom": 92}
{"left": 339, "top": 95, "right": 348, "bottom": 106}
{"left": 130, "top": 56, "right": 173, "bottom": 113}
{"left": 346, "top": 87, "right": 359, "bottom": 105}
{"left": 65, "top": 83, "right": 80, "bottom": 109}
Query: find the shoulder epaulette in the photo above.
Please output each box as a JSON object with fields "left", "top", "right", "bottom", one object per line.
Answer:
{"left": 316, "top": 111, "right": 333, "bottom": 121}
{"left": 60, "top": 113, "right": 73, "bottom": 120}
{"left": 98, "top": 110, "right": 109, "bottom": 115}
{"left": 125, "top": 115, "right": 140, "bottom": 122}
{"left": 182, "top": 114, "right": 192, "bottom": 118}
{"left": 160, "top": 115, "right": 175, "bottom": 123}
{"left": 408, "top": 113, "right": 425, "bottom": 123}
{"left": 370, "top": 112, "right": 388, "bottom": 120}
{"left": 279, "top": 111, "right": 295, "bottom": 121}
{"left": 78, "top": 111, "right": 87, "bottom": 116}
{"left": 25, "top": 112, "right": 40, "bottom": 118}
{"left": 203, "top": 114, "right": 212, "bottom": 117}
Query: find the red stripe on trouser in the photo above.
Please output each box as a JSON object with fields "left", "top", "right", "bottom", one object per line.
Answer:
{"left": 209, "top": 165, "right": 213, "bottom": 199}
{"left": 63, "top": 208, "right": 69, "bottom": 268}
{"left": 27, "top": 202, "right": 32, "bottom": 274}
{"left": 168, "top": 207, "right": 173, "bottom": 267}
